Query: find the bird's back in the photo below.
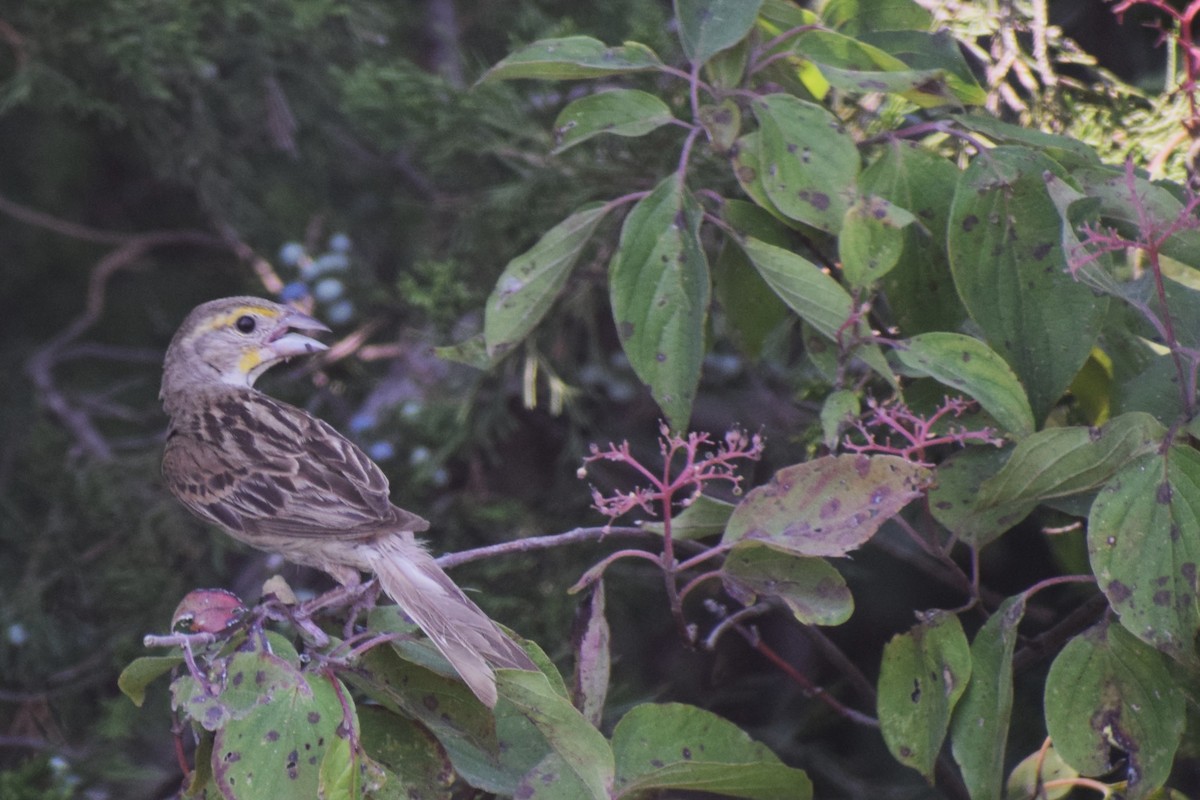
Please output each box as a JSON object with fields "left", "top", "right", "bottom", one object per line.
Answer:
{"left": 163, "top": 386, "right": 429, "bottom": 552}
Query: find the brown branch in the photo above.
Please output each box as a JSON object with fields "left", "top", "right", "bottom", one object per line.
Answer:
{"left": 24, "top": 229, "right": 230, "bottom": 460}
{"left": 435, "top": 526, "right": 650, "bottom": 569}
{"left": 733, "top": 623, "right": 880, "bottom": 729}
{"left": 1012, "top": 591, "right": 1108, "bottom": 673}
{"left": 0, "top": 191, "right": 135, "bottom": 245}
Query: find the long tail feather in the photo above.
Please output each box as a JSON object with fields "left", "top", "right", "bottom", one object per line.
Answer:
{"left": 364, "top": 536, "right": 535, "bottom": 707}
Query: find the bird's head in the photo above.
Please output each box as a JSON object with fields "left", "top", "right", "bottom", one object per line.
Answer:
{"left": 161, "top": 297, "right": 330, "bottom": 403}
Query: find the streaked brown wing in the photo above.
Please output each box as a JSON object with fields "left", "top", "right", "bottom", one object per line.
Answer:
{"left": 163, "top": 389, "right": 428, "bottom": 541}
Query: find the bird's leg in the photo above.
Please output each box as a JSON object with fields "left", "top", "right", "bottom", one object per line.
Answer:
{"left": 288, "top": 570, "right": 376, "bottom": 646}
{"left": 266, "top": 598, "right": 330, "bottom": 649}
{"left": 344, "top": 579, "right": 382, "bottom": 639}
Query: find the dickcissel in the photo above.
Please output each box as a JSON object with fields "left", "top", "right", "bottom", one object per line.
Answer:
{"left": 160, "top": 296, "right": 534, "bottom": 707}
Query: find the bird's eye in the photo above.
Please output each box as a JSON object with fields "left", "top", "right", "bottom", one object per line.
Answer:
{"left": 235, "top": 315, "right": 256, "bottom": 334}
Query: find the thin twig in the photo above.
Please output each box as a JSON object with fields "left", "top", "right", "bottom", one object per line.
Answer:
{"left": 734, "top": 623, "right": 880, "bottom": 728}
{"left": 435, "top": 526, "right": 648, "bottom": 569}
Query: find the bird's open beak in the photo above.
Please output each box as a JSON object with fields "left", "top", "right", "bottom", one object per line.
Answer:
{"left": 267, "top": 309, "right": 331, "bottom": 360}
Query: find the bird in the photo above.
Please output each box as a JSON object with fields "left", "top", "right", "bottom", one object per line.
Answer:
{"left": 159, "top": 296, "right": 536, "bottom": 707}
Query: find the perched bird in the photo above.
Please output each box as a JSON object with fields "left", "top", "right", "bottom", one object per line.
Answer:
{"left": 160, "top": 296, "right": 535, "bottom": 707}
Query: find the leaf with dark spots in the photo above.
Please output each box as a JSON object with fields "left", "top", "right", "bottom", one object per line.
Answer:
{"left": 930, "top": 446, "right": 1034, "bottom": 550}
{"left": 213, "top": 671, "right": 352, "bottom": 799}
{"left": 172, "top": 650, "right": 304, "bottom": 732}
{"left": 839, "top": 193, "right": 915, "bottom": 289}
{"left": 1090, "top": 447, "right": 1200, "bottom": 665}
{"left": 484, "top": 204, "right": 610, "bottom": 360}
{"left": 551, "top": 90, "right": 673, "bottom": 154}
{"left": 612, "top": 703, "right": 812, "bottom": 799}
{"left": 948, "top": 146, "right": 1107, "bottom": 420}
{"left": 675, "top": 0, "right": 764, "bottom": 64}
{"left": 479, "top": 36, "right": 663, "bottom": 82}
{"left": 751, "top": 94, "right": 859, "bottom": 232}
{"left": 1106, "top": 580, "right": 1131, "bottom": 603}
{"left": 721, "top": 541, "right": 852, "bottom": 626}
{"left": 977, "top": 413, "right": 1164, "bottom": 510}
{"left": 950, "top": 596, "right": 1027, "bottom": 800}
{"left": 878, "top": 613, "right": 971, "bottom": 780}
{"left": 858, "top": 139, "right": 967, "bottom": 333}
{"left": 898, "top": 332, "right": 1034, "bottom": 438}
{"left": 1045, "top": 620, "right": 1184, "bottom": 797}
{"left": 497, "top": 670, "right": 613, "bottom": 799}
{"left": 723, "top": 454, "right": 930, "bottom": 557}
{"left": 609, "top": 175, "right": 709, "bottom": 430}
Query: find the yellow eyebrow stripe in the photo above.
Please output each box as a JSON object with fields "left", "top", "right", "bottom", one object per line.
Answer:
{"left": 198, "top": 305, "right": 284, "bottom": 333}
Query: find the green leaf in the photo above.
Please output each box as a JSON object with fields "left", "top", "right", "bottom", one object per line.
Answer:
{"left": 731, "top": 133, "right": 794, "bottom": 224}
{"left": 951, "top": 112, "right": 1101, "bottom": 169}
{"left": 1044, "top": 620, "right": 1185, "bottom": 798}
{"left": 752, "top": 94, "right": 860, "bottom": 232}
{"left": 791, "top": 29, "right": 978, "bottom": 107}
{"left": 173, "top": 650, "right": 305, "bottom": 732}
{"left": 705, "top": 39, "right": 751, "bottom": 89}
{"left": 950, "top": 595, "right": 1026, "bottom": 800}
{"left": 435, "top": 334, "right": 494, "bottom": 370}
{"left": 860, "top": 139, "right": 965, "bottom": 335}
{"left": 1043, "top": 171, "right": 1128, "bottom": 302}
{"left": 877, "top": 612, "right": 972, "bottom": 780}
{"left": 794, "top": 29, "right": 909, "bottom": 71}
{"left": 740, "top": 237, "right": 845, "bottom": 335}
{"left": 358, "top": 706, "right": 453, "bottom": 800}
{"left": 859, "top": 30, "right": 986, "bottom": 105}
{"left": 212, "top": 672, "right": 353, "bottom": 800}
{"left": 519, "top": 752, "right": 603, "bottom": 800}
{"left": 699, "top": 99, "right": 741, "bottom": 154}
{"left": 118, "top": 655, "right": 182, "bottom": 707}
{"left": 820, "top": 388, "right": 860, "bottom": 449}
{"left": 612, "top": 703, "right": 813, "bottom": 800}
{"left": 479, "top": 37, "right": 663, "bottom": 82}
{"left": 813, "top": 63, "right": 961, "bottom": 106}
{"left": 498, "top": 669, "right": 615, "bottom": 800}
{"left": 948, "top": 146, "right": 1109, "bottom": 421}
{"left": 675, "top": 0, "right": 765, "bottom": 65}
{"left": 739, "top": 236, "right": 895, "bottom": 384}
{"left": 928, "top": 446, "right": 1033, "bottom": 549}
{"left": 758, "top": 0, "right": 821, "bottom": 34}
{"left": 485, "top": 203, "right": 610, "bottom": 359}
{"left": 721, "top": 541, "right": 853, "bottom": 626}
{"left": 610, "top": 176, "right": 710, "bottom": 431}
{"left": 722, "top": 454, "right": 931, "bottom": 556}
{"left": 552, "top": 90, "right": 674, "bottom": 154}
{"left": 896, "top": 332, "right": 1035, "bottom": 439}
{"left": 318, "top": 732, "right": 360, "bottom": 800}
{"left": 713, "top": 201, "right": 792, "bottom": 359}
{"left": 1073, "top": 165, "right": 1200, "bottom": 271}
{"left": 977, "top": 412, "right": 1164, "bottom": 508}
{"left": 822, "top": 0, "right": 933, "bottom": 35}
{"left": 644, "top": 493, "right": 735, "bottom": 540}
{"left": 1088, "top": 446, "right": 1200, "bottom": 665}
{"left": 839, "top": 194, "right": 914, "bottom": 288}
{"left": 346, "top": 646, "right": 512, "bottom": 792}
{"left": 1005, "top": 745, "right": 1077, "bottom": 800}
